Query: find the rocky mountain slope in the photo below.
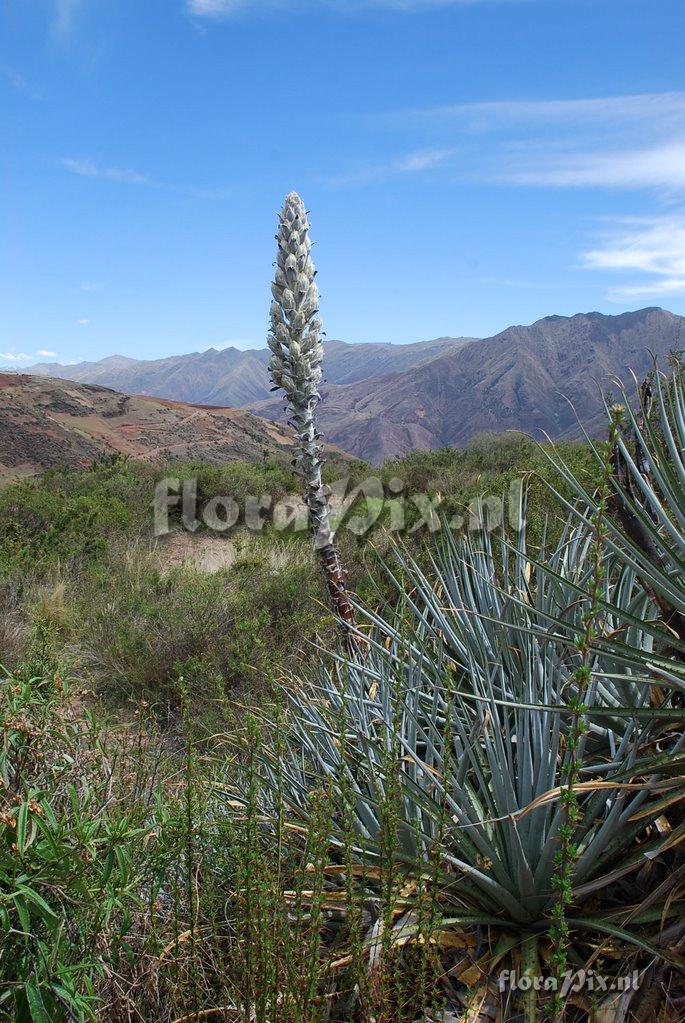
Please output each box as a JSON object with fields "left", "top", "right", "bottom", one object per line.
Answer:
{"left": 26, "top": 307, "right": 684, "bottom": 464}
{"left": 33, "top": 336, "right": 473, "bottom": 408}
{"left": 0, "top": 375, "right": 301, "bottom": 481}
{"left": 251, "top": 307, "right": 684, "bottom": 462}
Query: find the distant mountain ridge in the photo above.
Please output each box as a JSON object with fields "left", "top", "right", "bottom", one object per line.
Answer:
{"left": 33, "top": 336, "right": 474, "bottom": 408}
{"left": 28, "top": 308, "right": 684, "bottom": 464}
{"left": 251, "top": 307, "right": 685, "bottom": 461}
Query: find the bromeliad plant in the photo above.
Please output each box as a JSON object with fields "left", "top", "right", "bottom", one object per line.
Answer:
{"left": 268, "top": 192, "right": 353, "bottom": 635}
{"left": 256, "top": 362, "right": 685, "bottom": 1021}
{"left": 547, "top": 358, "right": 685, "bottom": 683}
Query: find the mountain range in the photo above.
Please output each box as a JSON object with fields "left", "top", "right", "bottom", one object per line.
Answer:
{"left": 29, "top": 307, "right": 684, "bottom": 463}
{"left": 33, "top": 336, "right": 472, "bottom": 409}
{"left": 252, "top": 307, "right": 685, "bottom": 461}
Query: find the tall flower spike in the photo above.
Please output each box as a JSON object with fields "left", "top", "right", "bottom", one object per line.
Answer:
{"left": 268, "top": 192, "right": 354, "bottom": 633}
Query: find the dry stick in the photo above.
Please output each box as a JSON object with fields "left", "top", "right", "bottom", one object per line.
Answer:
{"left": 267, "top": 192, "right": 356, "bottom": 650}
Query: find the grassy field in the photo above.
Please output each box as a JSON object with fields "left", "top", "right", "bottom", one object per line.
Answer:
{"left": 2, "top": 419, "right": 683, "bottom": 1023}
{"left": 0, "top": 434, "right": 596, "bottom": 718}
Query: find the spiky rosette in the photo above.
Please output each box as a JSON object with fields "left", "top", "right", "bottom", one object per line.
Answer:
{"left": 268, "top": 192, "right": 353, "bottom": 632}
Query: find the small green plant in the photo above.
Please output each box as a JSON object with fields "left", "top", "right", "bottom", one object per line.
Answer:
{"left": 0, "top": 663, "right": 144, "bottom": 1023}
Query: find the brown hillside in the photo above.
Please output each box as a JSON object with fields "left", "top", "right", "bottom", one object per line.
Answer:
{"left": 0, "top": 376, "right": 301, "bottom": 481}
{"left": 251, "top": 307, "right": 685, "bottom": 462}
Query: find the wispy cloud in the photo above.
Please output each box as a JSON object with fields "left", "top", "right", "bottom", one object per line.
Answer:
{"left": 379, "top": 90, "right": 685, "bottom": 299}
{"left": 403, "top": 92, "right": 685, "bottom": 129}
{"left": 53, "top": 0, "right": 86, "bottom": 37}
{"left": 188, "top": 0, "right": 528, "bottom": 15}
{"left": 505, "top": 142, "right": 685, "bottom": 192}
{"left": 0, "top": 352, "right": 32, "bottom": 363}
{"left": 584, "top": 217, "right": 685, "bottom": 301}
{"left": 383, "top": 91, "right": 685, "bottom": 195}
{"left": 61, "top": 157, "right": 232, "bottom": 199}
{"left": 1, "top": 348, "right": 60, "bottom": 363}
{"left": 76, "top": 318, "right": 90, "bottom": 325}
{"left": 189, "top": 0, "right": 247, "bottom": 12}
{"left": 62, "top": 158, "right": 152, "bottom": 185}
{"left": 331, "top": 146, "right": 455, "bottom": 185}
{"left": 1, "top": 64, "right": 41, "bottom": 99}
{"left": 393, "top": 148, "right": 455, "bottom": 171}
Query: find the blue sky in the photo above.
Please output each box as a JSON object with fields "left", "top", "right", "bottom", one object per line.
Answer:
{"left": 2, "top": 0, "right": 685, "bottom": 367}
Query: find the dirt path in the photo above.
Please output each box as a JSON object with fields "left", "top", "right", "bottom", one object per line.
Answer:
{"left": 156, "top": 531, "right": 238, "bottom": 575}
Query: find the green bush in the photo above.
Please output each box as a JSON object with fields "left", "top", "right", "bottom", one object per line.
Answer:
{"left": 72, "top": 540, "right": 329, "bottom": 720}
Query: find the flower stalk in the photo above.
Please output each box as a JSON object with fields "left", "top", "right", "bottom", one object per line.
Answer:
{"left": 267, "top": 191, "right": 354, "bottom": 636}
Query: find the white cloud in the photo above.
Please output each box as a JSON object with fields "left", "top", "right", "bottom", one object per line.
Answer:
{"left": 61, "top": 159, "right": 230, "bottom": 199}
{"left": 328, "top": 90, "right": 685, "bottom": 197}
{"left": 0, "top": 352, "right": 33, "bottom": 363}
{"left": 393, "top": 148, "right": 455, "bottom": 172}
{"left": 188, "top": 0, "right": 526, "bottom": 14}
{"left": 1, "top": 64, "right": 41, "bottom": 99}
{"left": 63, "top": 158, "right": 98, "bottom": 177}
{"left": 1, "top": 65, "right": 27, "bottom": 90}
{"left": 0, "top": 348, "right": 58, "bottom": 364}
{"left": 407, "top": 92, "right": 685, "bottom": 129}
{"left": 383, "top": 91, "right": 685, "bottom": 195}
{"left": 507, "top": 142, "right": 685, "bottom": 191}
{"left": 189, "top": 0, "right": 248, "bottom": 11}
{"left": 76, "top": 318, "right": 90, "bottom": 325}
{"left": 62, "top": 158, "right": 151, "bottom": 185}
{"left": 332, "top": 146, "right": 455, "bottom": 185}
{"left": 54, "top": 0, "right": 86, "bottom": 37}
{"left": 406, "top": 94, "right": 685, "bottom": 298}
{"left": 583, "top": 217, "right": 685, "bottom": 301}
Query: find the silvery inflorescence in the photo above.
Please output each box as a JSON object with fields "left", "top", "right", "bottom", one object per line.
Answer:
{"left": 268, "top": 192, "right": 332, "bottom": 547}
